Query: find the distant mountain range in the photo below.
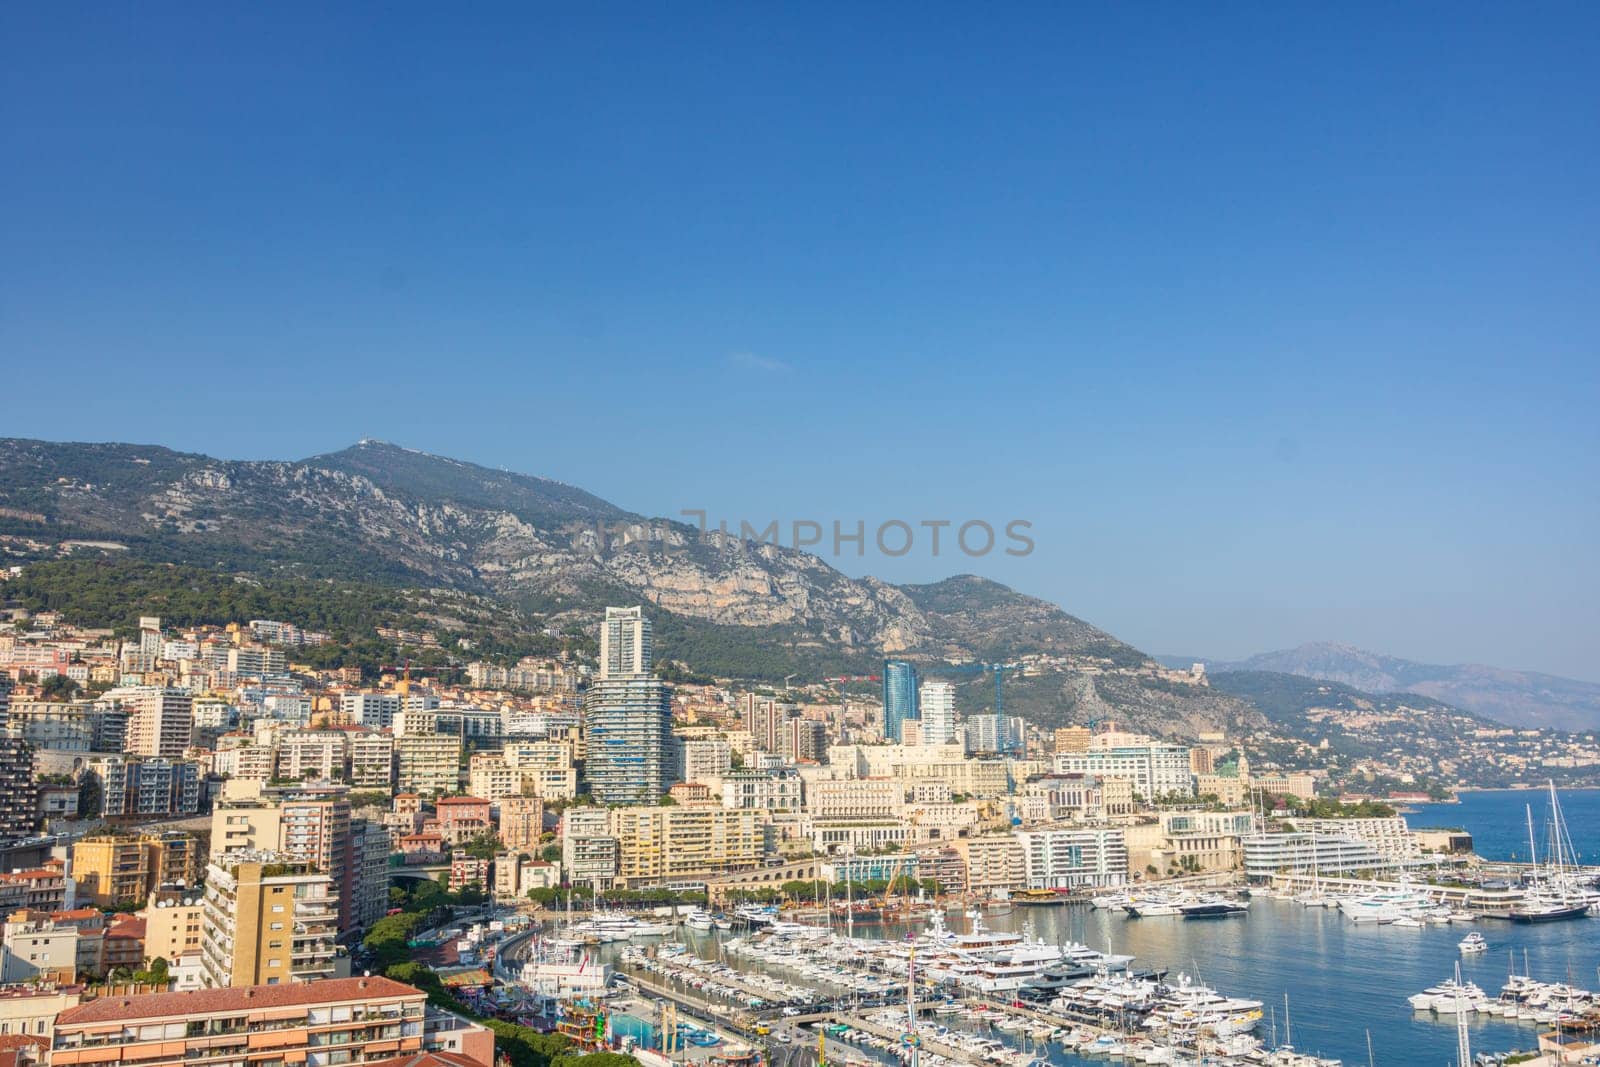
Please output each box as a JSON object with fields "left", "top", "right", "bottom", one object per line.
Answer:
{"left": 1161, "top": 642, "right": 1600, "bottom": 732}
{"left": 0, "top": 437, "right": 1262, "bottom": 736}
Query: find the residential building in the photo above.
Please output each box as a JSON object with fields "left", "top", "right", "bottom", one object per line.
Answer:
{"left": 1016, "top": 827, "right": 1129, "bottom": 890}
{"left": 342, "top": 692, "right": 402, "bottom": 729}
{"left": 0, "top": 738, "right": 36, "bottom": 844}
{"left": 0, "top": 983, "right": 82, "bottom": 1045}
{"left": 276, "top": 730, "right": 349, "bottom": 782}
{"left": 585, "top": 608, "right": 675, "bottom": 805}
{"left": 433, "top": 797, "right": 492, "bottom": 846}
{"left": 1053, "top": 726, "right": 1091, "bottom": 754}
{"left": 496, "top": 796, "right": 544, "bottom": 852}
{"left": 349, "top": 731, "right": 397, "bottom": 790}
{"left": 500, "top": 740, "right": 579, "bottom": 800}
{"left": 114, "top": 687, "right": 193, "bottom": 758}
{"left": 211, "top": 784, "right": 354, "bottom": 932}
{"left": 140, "top": 895, "right": 205, "bottom": 967}
{"left": 0, "top": 867, "right": 67, "bottom": 914}
{"left": 964, "top": 714, "right": 1024, "bottom": 755}
{"left": 48, "top": 977, "right": 494, "bottom": 1067}
{"left": 4, "top": 701, "right": 94, "bottom": 751}
{"left": 918, "top": 681, "right": 957, "bottom": 745}
{"left": 395, "top": 734, "right": 462, "bottom": 796}
{"left": 1, "top": 910, "right": 77, "bottom": 983}
{"left": 599, "top": 605, "right": 652, "bottom": 678}
{"left": 349, "top": 818, "right": 393, "bottom": 932}
{"left": 679, "top": 739, "right": 732, "bottom": 783}
{"left": 448, "top": 853, "right": 488, "bottom": 892}
{"left": 199, "top": 851, "right": 340, "bottom": 988}
{"left": 84, "top": 756, "right": 202, "bottom": 818}
{"left": 1054, "top": 743, "right": 1196, "bottom": 799}
{"left": 608, "top": 807, "right": 762, "bottom": 888}
{"left": 965, "top": 834, "right": 1026, "bottom": 892}
{"left": 881, "top": 660, "right": 919, "bottom": 742}
{"left": 561, "top": 808, "right": 617, "bottom": 889}
{"left": 71, "top": 832, "right": 199, "bottom": 908}
{"left": 466, "top": 753, "right": 523, "bottom": 801}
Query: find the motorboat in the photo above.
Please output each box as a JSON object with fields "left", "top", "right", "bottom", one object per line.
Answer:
{"left": 1459, "top": 932, "right": 1488, "bottom": 953}
{"left": 1180, "top": 897, "right": 1249, "bottom": 919}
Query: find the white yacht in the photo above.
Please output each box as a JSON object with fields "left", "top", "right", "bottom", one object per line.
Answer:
{"left": 1458, "top": 931, "right": 1488, "bottom": 953}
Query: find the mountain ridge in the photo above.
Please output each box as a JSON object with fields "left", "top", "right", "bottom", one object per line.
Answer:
{"left": 1161, "top": 641, "right": 1600, "bottom": 731}
{"left": 0, "top": 436, "right": 1263, "bottom": 736}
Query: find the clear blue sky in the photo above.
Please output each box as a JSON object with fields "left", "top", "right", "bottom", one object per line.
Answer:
{"left": 3, "top": 5, "right": 1597, "bottom": 680}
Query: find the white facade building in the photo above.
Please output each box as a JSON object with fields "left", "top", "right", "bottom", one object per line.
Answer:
{"left": 918, "top": 681, "right": 957, "bottom": 745}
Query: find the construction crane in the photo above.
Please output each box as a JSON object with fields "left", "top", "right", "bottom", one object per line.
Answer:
{"left": 931, "top": 661, "right": 1021, "bottom": 717}
{"left": 824, "top": 674, "right": 881, "bottom": 684}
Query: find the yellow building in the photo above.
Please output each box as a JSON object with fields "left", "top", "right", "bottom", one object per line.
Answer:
{"left": 199, "top": 851, "right": 338, "bottom": 988}
{"left": 140, "top": 895, "right": 205, "bottom": 965}
{"left": 608, "top": 807, "right": 762, "bottom": 888}
{"left": 71, "top": 832, "right": 199, "bottom": 908}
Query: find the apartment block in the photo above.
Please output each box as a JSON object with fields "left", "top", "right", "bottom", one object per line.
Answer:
{"left": 71, "top": 832, "right": 199, "bottom": 908}
{"left": 395, "top": 735, "right": 462, "bottom": 796}
{"left": 113, "top": 687, "right": 193, "bottom": 758}
{"left": 0, "top": 737, "right": 37, "bottom": 844}
{"left": 349, "top": 731, "right": 397, "bottom": 790}
{"left": 199, "top": 851, "right": 339, "bottom": 988}
{"left": 608, "top": 806, "right": 761, "bottom": 888}
{"left": 48, "top": 977, "right": 494, "bottom": 1067}
{"left": 141, "top": 895, "right": 205, "bottom": 967}
{"left": 84, "top": 756, "right": 202, "bottom": 819}
{"left": 1015, "top": 827, "right": 1128, "bottom": 889}
{"left": 495, "top": 796, "right": 544, "bottom": 852}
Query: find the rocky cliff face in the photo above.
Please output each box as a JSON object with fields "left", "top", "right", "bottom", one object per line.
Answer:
{"left": 0, "top": 437, "right": 1262, "bottom": 735}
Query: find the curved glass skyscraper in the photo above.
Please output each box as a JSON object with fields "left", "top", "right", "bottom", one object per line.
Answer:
{"left": 882, "top": 660, "right": 920, "bottom": 742}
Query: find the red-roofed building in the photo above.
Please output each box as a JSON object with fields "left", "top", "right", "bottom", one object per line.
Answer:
{"left": 431, "top": 798, "right": 491, "bottom": 846}
{"left": 49, "top": 977, "right": 493, "bottom": 1067}
{"left": 398, "top": 833, "right": 447, "bottom": 864}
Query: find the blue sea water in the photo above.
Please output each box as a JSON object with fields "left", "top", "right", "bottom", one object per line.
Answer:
{"left": 660, "top": 791, "right": 1600, "bottom": 1065}
{"left": 1410, "top": 787, "right": 1600, "bottom": 864}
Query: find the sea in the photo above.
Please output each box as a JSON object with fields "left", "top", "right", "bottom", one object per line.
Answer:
{"left": 652, "top": 789, "right": 1600, "bottom": 1067}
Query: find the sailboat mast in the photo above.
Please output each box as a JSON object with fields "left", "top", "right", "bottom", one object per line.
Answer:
{"left": 906, "top": 946, "right": 919, "bottom": 1067}
{"left": 1526, "top": 804, "right": 1539, "bottom": 884}
{"left": 846, "top": 874, "right": 854, "bottom": 941}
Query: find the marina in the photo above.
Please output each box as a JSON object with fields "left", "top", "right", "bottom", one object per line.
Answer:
{"left": 469, "top": 792, "right": 1600, "bottom": 1066}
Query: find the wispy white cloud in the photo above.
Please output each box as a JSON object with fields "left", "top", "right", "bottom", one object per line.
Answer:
{"left": 727, "top": 351, "right": 792, "bottom": 373}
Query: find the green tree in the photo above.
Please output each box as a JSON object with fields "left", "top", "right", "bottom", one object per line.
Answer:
{"left": 40, "top": 674, "right": 81, "bottom": 700}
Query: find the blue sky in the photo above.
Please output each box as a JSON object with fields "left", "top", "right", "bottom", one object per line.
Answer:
{"left": 3, "top": 5, "right": 1597, "bottom": 680}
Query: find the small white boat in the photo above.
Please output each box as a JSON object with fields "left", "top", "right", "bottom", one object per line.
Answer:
{"left": 1390, "top": 916, "right": 1424, "bottom": 928}
{"left": 1458, "top": 932, "right": 1488, "bottom": 953}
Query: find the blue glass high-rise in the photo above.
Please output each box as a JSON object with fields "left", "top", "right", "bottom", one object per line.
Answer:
{"left": 882, "top": 660, "right": 920, "bottom": 742}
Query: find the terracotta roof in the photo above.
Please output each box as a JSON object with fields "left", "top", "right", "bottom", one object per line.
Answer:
{"left": 50, "top": 909, "right": 101, "bottom": 922}
{"left": 367, "top": 1052, "right": 484, "bottom": 1067}
{"left": 55, "top": 976, "right": 421, "bottom": 1025}
{"left": 435, "top": 797, "right": 488, "bottom": 806}
{"left": 107, "top": 916, "right": 146, "bottom": 938}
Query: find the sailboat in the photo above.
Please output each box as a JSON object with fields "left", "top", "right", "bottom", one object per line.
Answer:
{"left": 1510, "top": 784, "right": 1593, "bottom": 923}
